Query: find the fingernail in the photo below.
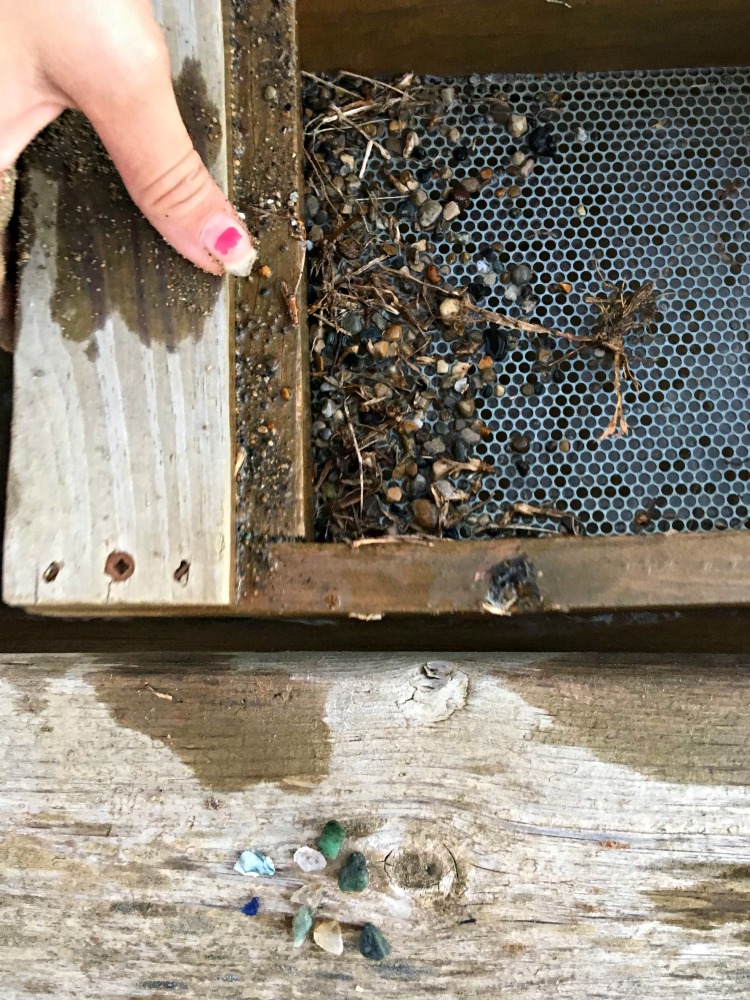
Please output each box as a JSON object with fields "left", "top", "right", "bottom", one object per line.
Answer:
{"left": 201, "top": 213, "right": 257, "bottom": 276}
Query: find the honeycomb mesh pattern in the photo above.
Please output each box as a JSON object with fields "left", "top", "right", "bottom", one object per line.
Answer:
{"left": 373, "top": 67, "right": 750, "bottom": 536}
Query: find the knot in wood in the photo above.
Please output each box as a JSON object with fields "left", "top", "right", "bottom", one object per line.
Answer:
{"left": 385, "top": 843, "right": 457, "bottom": 897}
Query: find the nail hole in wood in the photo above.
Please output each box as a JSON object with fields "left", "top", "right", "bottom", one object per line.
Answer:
{"left": 174, "top": 560, "right": 190, "bottom": 586}
{"left": 105, "top": 551, "right": 135, "bottom": 583}
{"left": 43, "top": 561, "right": 62, "bottom": 583}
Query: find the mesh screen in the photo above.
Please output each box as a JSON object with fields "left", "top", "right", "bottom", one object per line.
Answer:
{"left": 312, "top": 67, "right": 750, "bottom": 538}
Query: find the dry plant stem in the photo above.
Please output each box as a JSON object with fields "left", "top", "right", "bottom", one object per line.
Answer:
{"left": 343, "top": 399, "right": 365, "bottom": 513}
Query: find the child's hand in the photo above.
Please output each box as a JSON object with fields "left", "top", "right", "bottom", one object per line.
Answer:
{"left": 0, "top": 0, "right": 255, "bottom": 277}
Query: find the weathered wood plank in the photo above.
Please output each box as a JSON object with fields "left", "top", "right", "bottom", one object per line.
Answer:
{"left": 237, "top": 529, "right": 750, "bottom": 617}
{"left": 3, "top": 0, "right": 233, "bottom": 609}
{"left": 230, "top": 0, "right": 312, "bottom": 597}
{"left": 2, "top": 653, "right": 750, "bottom": 998}
{"left": 299, "top": 0, "right": 750, "bottom": 76}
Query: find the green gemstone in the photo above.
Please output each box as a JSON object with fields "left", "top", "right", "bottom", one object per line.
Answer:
{"left": 316, "top": 820, "right": 346, "bottom": 861}
{"left": 292, "top": 905, "right": 313, "bottom": 947}
{"left": 338, "top": 851, "right": 368, "bottom": 893}
{"left": 359, "top": 923, "right": 390, "bottom": 961}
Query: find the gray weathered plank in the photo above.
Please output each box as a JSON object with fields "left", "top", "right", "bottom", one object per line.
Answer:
{"left": 2, "top": 653, "right": 750, "bottom": 998}
{"left": 3, "top": 0, "right": 233, "bottom": 609}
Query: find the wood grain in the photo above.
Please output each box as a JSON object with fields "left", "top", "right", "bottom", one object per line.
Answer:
{"left": 3, "top": 0, "right": 233, "bottom": 609}
{"left": 2, "top": 652, "right": 750, "bottom": 998}
{"left": 230, "top": 0, "right": 312, "bottom": 598}
{"left": 298, "top": 0, "right": 750, "bottom": 77}
{"left": 237, "top": 529, "right": 750, "bottom": 617}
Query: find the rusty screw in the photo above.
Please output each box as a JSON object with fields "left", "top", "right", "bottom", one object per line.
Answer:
{"left": 105, "top": 551, "right": 135, "bottom": 583}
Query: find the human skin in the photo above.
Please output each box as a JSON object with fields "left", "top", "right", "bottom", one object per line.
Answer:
{"left": 0, "top": 0, "right": 256, "bottom": 279}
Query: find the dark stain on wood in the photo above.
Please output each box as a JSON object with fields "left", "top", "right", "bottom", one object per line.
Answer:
{"left": 649, "top": 863, "right": 750, "bottom": 933}
{"left": 22, "top": 58, "right": 222, "bottom": 350}
{"left": 504, "top": 660, "right": 750, "bottom": 786}
{"left": 91, "top": 669, "right": 331, "bottom": 792}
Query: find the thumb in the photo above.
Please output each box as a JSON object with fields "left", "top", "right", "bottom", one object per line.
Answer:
{"left": 76, "top": 42, "right": 255, "bottom": 277}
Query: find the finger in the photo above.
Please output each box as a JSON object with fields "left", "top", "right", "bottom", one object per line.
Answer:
{"left": 71, "top": 33, "right": 255, "bottom": 276}
{"left": 0, "top": 166, "right": 17, "bottom": 350}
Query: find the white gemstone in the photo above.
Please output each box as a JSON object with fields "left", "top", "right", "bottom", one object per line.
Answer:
{"left": 294, "top": 846, "right": 327, "bottom": 873}
{"left": 291, "top": 881, "right": 325, "bottom": 909}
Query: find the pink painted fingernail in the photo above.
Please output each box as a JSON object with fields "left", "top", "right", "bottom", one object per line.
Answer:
{"left": 201, "top": 213, "right": 257, "bottom": 276}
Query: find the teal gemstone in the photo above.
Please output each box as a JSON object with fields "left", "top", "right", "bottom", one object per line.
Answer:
{"left": 338, "top": 851, "right": 368, "bottom": 893}
{"left": 234, "top": 850, "right": 275, "bottom": 877}
{"left": 359, "top": 923, "right": 390, "bottom": 961}
{"left": 317, "top": 820, "right": 346, "bottom": 861}
{"left": 292, "top": 905, "right": 313, "bottom": 947}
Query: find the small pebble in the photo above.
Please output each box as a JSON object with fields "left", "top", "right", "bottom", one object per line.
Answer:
{"left": 308, "top": 225, "right": 324, "bottom": 243}
{"left": 439, "top": 298, "right": 461, "bottom": 322}
{"left": 510, "top": 151, "right": 525, "bottom": 166}
{"left": 436, "top": 359, "right": 450, "bottom": 375}
{"left": 426, "top": 265, "right": 441, "bottom": 284}
{"left": 451, "top": 185, "right": 472, "bottom": 207}
{"left": 241, "top": 897, "right": 261, "bottom": 917}
{"left": 521, "top": 382, "right": 535, "bottom": 397}
{"left": 264, "top": 84, "right": 278, "bottom": 101}
{"left": 528, "top": 125, "right": 557, "bottom": 157}
{"left": 338, "top": 851, "right": 369, "bottom": 893}
{"left": 457, "top": 399, "right": 476, "bottom": 418}
{"left": 294, "top": 846, "right": 327, "bottom": 873}
{"left": 508, "top": 185, "right": 522, "bottom": 199}
{"left": 412, "top": 499, "right": 439, "bottom": 531}
{"left": 575, "top": 127, "right": 589, "bottom": 143}
{"left": 381, "top": 242, "right": 399, "bottom": 256}
{"left": 495, "top": 384, "right": 506, "bottom": 398}
{"left": 443, "top": 200, "right": 461, "bottom": 222}
{"left": 520, "top": 158, "right": 536, "bottom": 179}
{"left": 511, "top": 264, "right": 533, "bottom": 286}
{"left": 510, "top": 434, "right": 531, "bottom": 454}
{"left": 234, "top": 851, "right": 275, "bottom": 877}
{"left": 577, "top": 205, "right": 587, "bottom": 217}
{"left": 386, "top": 485, "right": 403, "bottom": 503}
{"left": 317, "top": 820, "right": 346, "bottom": 861}
{"left": 508, "top": 113, "right": 528, "bottom": 138}
{"left": 314, "top": 920, "right": 344, "bottom": 956}
{"left": 559, "top": 439, "right": 571, "bottom": 453}
{"left": 462, "top": 177, "right": 481, "bottom": 194}
{"left": 360, "top": 923, "right": 391, "bottom": 961}
{"left": 483, "top": 326, "right": 508, "bottom": 362}
{"left": 292, "top": 905, "right": 314, "bottom": 947}
{"left": 417, "top": 199, "right": 443, "bottom": 229}
{"left": 516, "top": 460, "right": 530, "bottom": 477}
{"left": 385, "top": 324, "right": 403, "bottom": 342}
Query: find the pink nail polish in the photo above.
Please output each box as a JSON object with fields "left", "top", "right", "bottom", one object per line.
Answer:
{"left": 202, "top": 213, "right": 257, "bottom": 276}
{"left": 214, "top": 226, "right": 243, "bottom": 256}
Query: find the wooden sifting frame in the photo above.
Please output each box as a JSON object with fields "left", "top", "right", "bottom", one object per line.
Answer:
{"left": 2, "top": 0, "right": 749, "bottom": 618}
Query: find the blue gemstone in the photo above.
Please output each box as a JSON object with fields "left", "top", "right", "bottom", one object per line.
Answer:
{"left": 241, "top": 897, "right": 261, "bottom": 916}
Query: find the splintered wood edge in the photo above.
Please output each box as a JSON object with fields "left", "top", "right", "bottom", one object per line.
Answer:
{"left": 231, "top": 0, "right": 313, "bottom": 600}
{"left": 21, "top": 529, "right": 750, "bottom": 617}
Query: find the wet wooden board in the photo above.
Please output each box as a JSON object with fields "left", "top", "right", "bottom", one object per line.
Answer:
{"left": 242, "top": 529, "right": 750, "bottom": 617}
{"left": 299, "top": 0, "right": 750, "bottom": 77}
{"left": 3, "top": 0, "right": 234, "bottom": 609}
{"left": 2, "top": 652, "right": 750, "bottom": 998}
{"left": 230, "top": 0, "right": 313, "bottom": 597}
